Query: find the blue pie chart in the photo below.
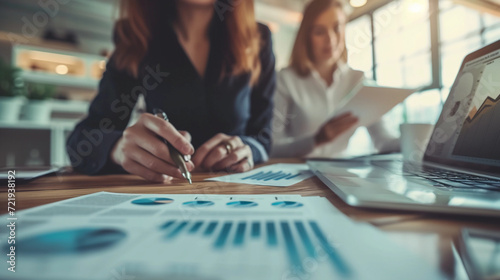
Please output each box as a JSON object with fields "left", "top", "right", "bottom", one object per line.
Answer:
{"left": 227, "top": 201, "right": 258, "bottom": 208}
{"left": 271, "top": 201, "right": 304, "bottom": 208}
{"left": 182, "top": 201, "right": 214, "bottom": 207}
{"left": 131, "top": 198, "right": 174, "bottom": 205}
{"left": 16, "top": 228, "right": 126, "bottom": 255}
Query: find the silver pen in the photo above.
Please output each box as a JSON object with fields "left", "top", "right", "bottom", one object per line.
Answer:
{"left": 153, "top": 108, "right": 192, "bottom": 184}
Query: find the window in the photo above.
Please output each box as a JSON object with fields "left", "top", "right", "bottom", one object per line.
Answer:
{"left": 373, "top": 0, "right": 431, "bottom": 89}
{"left": 345, "top": 0, "right": 500, "bottom": 138}
{"left": 345, "top": 15, "right": 373, "bottom": 79}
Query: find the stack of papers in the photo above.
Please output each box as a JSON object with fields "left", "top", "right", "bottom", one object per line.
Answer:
{"left": 0, "top": 192, "right": 444, "bottom": 280}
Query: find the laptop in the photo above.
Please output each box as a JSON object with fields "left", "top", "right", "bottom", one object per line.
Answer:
{"left": 307, "top": 39, "right": 500, "bottom": 217}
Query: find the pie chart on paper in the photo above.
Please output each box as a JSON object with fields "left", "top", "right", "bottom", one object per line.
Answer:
{"left": 271, "top": 201, "right": 304, "bottom": 208}
{"left": 16, "top": 228, "right": 126, "bottom": 255}
{"left": 182, "top": 200, "right": 215, "bottom": 207}
{"left": 226, "top": 201, "right": 258, "bottom": 208}
{"left": 131, "top": 198, "right": 174, "bottom": 205}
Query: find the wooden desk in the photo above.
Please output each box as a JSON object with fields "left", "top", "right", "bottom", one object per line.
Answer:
{"left": 2, "top": 159, "right": 500, "bottom": 278}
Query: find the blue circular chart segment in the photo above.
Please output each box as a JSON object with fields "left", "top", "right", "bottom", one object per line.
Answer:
{"left": 227, "top": 201, "right": 258, "bottom": 208}
{"left": 15, "top": 228, "right": 126, "bottom": 255}
{"left": 182, "top": 201, "right": 215, "bottom": 207}
{"left": 131, "top": 198, "right": 174, "bottom": 205}
{"left": 272, "top": 201, "right": 304, "bottom": 208}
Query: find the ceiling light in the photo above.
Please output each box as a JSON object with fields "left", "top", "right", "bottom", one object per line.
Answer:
{"left": 350, "top": 0, "right": 367, "bottom": 8}
{"left": 55, "top": 64, "right": 69, "bottom": 75}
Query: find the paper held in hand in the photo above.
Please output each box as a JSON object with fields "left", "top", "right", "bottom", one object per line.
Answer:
{"left": 333, "top": 79, "right": 416, "bottom": 128}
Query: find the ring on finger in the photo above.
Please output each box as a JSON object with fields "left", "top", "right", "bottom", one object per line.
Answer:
{"left": 221, "top": 140, "right": 233, "bottom": 155}
{"left": 245, "top": 157, "right": 253, "bottom": 169}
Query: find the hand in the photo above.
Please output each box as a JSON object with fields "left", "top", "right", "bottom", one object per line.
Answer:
{"left": 315, "top": 112, "right": 358, "bottom": 147}
{"left": 111, "top": 113, "right": 195, "bottom": 182}
{"left": 192, "top": 133, "right": 254, "bottom": 172}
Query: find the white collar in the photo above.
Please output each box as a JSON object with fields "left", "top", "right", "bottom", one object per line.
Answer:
{"left": 310, "top": 62, "right": 350, "bottom": 89}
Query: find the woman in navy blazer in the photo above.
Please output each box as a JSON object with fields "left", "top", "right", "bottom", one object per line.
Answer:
{"left": 67, "top": 0, "right": 276, "bottom": 182}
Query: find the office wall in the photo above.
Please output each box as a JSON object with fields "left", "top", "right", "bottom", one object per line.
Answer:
{"left": 0, "top": 0, "right": 115, "bottom": 55}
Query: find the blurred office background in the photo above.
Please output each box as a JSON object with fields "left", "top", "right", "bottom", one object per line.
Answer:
{"left": 0, "top": 0, "right": 499, "bottom": 167}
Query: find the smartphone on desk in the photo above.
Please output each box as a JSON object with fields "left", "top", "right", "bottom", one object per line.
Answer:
{"left": 455, "top": 228, "right": 500, "bottom": 280}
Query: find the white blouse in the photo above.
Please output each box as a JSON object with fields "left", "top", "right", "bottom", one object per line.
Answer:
{"left": 271, "top": 64, "right": 399, "bottom": 158}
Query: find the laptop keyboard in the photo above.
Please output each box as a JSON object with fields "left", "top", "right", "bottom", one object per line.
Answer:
{"left": 374, "top": 161, "right": 500, "bottom": 192}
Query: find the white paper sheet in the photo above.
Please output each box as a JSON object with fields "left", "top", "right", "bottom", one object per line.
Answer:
{"left": 333, "top": 84, "right": 415, "bottom": 127}
{"left": 205, "top": 163, "right": 314, "bottom": 187}
{"left": 0, "top": 192, "right": 445, "bottom": 280}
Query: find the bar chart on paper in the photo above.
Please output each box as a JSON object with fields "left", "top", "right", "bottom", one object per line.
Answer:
{"left": 206, "top": 163, "right": 314, "bottom": 187}
{"left": 0, "top": 192, "right": 445, "bottom": 280}
{"left": 154, "top": 218, "right": 352, "bottom": 278}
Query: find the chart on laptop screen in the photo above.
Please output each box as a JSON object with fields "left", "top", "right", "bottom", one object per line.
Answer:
{"left": 426, "top": 46, "right": 500, "bottom": 167}
{"left": 453, "top": 57, "right": 500, "bottom": 160}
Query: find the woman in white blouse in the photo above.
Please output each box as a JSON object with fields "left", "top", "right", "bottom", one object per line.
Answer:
{"left": 271, "top": 0, "right": 399, "bottom": 158}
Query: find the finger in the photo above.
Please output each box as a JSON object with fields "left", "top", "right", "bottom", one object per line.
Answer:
{"left": 329, "top": 119, "right": 359, "bottom": 139}
{"left": 143, "top": 114, "right": 194, "bottom": 155}
{"left": 212, "top": 145, "right": 251, "bottom": 171}
{"left": 129, "top": 130, "right": 176, "bottom": 165}
{"left": 229, "top": 157, "right": 254, "bottom": 173}
{"left": 127, "top": 146, "right": 186, "bottom": 179}
{"left": 329, "top": 114, "right": 357, "bottom": 126}
{"left": 336, "top": 112, "right": 353, "bottom": 119}
{"left": 201, "top": 144, "right": 228, "bottom": 170}
{"left": 192, "top": 133, "right": 229, "bottom": 166}
{"left": 328, "top": 112, "right": 353, "bottom": 123}
{"left": 121, "top": 157, "right": 169, "bottom": 183}
{"left": 178, "top": 131, "right": 193, "bottom": 162}
{"left": 133, "top": 136, "right": 195, "bottom": 172}
{"left": 226, "top": 136, "right": 244, "bottom": 150}
{"left": 179, "top": 131, "right": 192, "bottom": 143}
{"left": 337, "top": 117, "right": 358, "bottom": 128}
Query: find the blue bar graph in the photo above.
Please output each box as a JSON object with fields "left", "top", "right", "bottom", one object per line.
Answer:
{"left": 166, "top": 221, "right": 188, "bottom": 239}
{"left": 261, "top": 171, "right": 283, "bottom": 180}
{"left": 251, "top": 222, "right": 260, "bottom": 238}
{"left": 281, "top": 221, "right": 302, "bottom": 271}
{"left": 234, "top": 222, "right": 246, "bottom": 246}
{"left": 214, "top": 222, "right": 232, "bottom": 249}
{"left": 309, "top": 221, "right": 351, "bottom": 277}
{"left": 295, "top": 221, "right": 316, "bottom": 258}
{"left": 189, "top": 221, "right": 203, "bottom": 234}
{"left": 241, "top": 171, "right": 267, "bottom": 180}
{"left": 204, "top": 221, "right": 218, "bottom": 237}
{"left": 266, "top": 221, "right": 277, "bottom": 246}
{"left": 157, "top": 219, "right": 349, "bottom": 276}
{"left": 284, "top": 173, "right": 301, "bottom": 179}
{"left": 241, "top": 171, "right": 302, "bottom": 182}
{"left": 160, "top": 220, "right": 176, "bottom": 230}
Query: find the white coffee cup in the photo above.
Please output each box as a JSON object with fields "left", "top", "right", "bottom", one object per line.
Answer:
{"left": 400, "top": 123, "right": 435, "bottom": 162}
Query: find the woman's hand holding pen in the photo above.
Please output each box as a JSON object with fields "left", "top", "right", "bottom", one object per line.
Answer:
{"left": 192, "top": 133, "right": 254, "bottom": 173}
{"left": 110, "top": 114, "right": 195, "bottom": 183}
{"left": 315, "top": 112, "right": 359, "bottom": 147}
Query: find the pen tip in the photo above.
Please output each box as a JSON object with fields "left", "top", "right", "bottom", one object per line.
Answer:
{"left": 188, "top": 178, "right": 192, "bottom": 184}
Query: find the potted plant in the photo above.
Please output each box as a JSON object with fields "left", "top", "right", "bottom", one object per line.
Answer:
{"left": 23, "top": 83, "right": 56, "bottom": 123}
{"left": 0, "top": 58, "right": 26, "bottom": 123}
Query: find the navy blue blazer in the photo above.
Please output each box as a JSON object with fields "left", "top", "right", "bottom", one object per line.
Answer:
{"left": 67, "top": 21, "right": 276, "bottom": 175}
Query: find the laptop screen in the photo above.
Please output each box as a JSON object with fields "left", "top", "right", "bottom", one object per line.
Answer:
{"left": 424, "top": 40, "right": 500, "bottom": 173}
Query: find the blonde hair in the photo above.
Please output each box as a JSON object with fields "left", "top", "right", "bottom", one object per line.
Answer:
{"left": 290, "top": 0, "right": 351, "bottom": 77}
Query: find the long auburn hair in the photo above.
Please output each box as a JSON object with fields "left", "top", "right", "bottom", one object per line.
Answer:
{"left": 113, "top": 0, "right": 261, "bottom": 84}
{"left": 290, "top": 0, "right": 350, "bottom": 77}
